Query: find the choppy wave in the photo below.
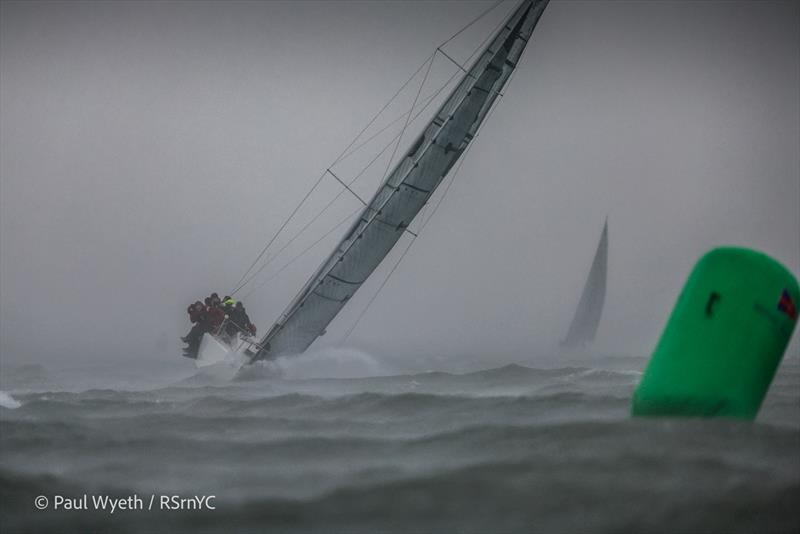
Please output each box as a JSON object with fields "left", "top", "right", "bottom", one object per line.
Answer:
{"left": 0, "top": 391, "right": 21, "bottom": 409}
{"left": 1, "top": 359, "right": 799, "bottom": 533}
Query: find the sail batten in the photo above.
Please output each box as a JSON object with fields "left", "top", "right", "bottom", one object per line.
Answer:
{"left": 254, "top": 0, "right": 550, "bottom": 360}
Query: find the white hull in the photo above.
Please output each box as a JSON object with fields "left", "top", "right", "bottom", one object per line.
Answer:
{"left": 195, "top": 333, "right": 252, "bottom": 369}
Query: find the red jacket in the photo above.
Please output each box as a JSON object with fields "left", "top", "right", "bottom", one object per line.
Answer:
{"left": 204, "top": 306, "right": 225, "bottom": 333}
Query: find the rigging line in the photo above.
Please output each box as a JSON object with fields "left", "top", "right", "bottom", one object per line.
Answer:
{"left": 338, "top": 75, "right": 453, "bottom": 162}
{"left": 436, "top": 46, "right": 502, "bottom": 99}
{"left": 231, "top": 52, "right": 436, "bottom": 295}
{"left": 436, "top": 47, "right": 471, "bottom": 76}
{"left": 333, "top": 0, "right": 512, "bottom": 168}
{"left": 419, "top": 1, "right": 526, "bottom": 237}
{"left": 239, "top": 7, "right": 515, "bottom": 295}
{"left": 421, "top": 141, "right": 474, "bottom": 232}
{"left": 326, "top": 169, "right": 368, "bottom": 206}
{"left": 344, "top": 65, "right": 519, "bottom": 340}
{"left": 239, "top": 67, "right": 462, "bottom": 296}
{"left": 380, "top": 52, "right": 436, "bottom": 186}
{"left": 331, "top": 51, "right": 437, "bottom": 167}
{"left": 420, "top": 79, "right": 514, "bottom": 233}
{"left": 243, "top": 207, "right": 363, "bottom": 300}
{"left": 261, "top": 2, "right": 533, "bottom": 340}
{"left": 231, "top": 120, "right": 409, "bottom": 297}
{"left": 231, "top": 170, "right": 326, "bottom": 295}
{"left": 233, "top": 96, "right": 432, "bottom": 296}
{"left": 234, "top": 188, "right": 349, "bottom": 295}
{"left": 342, "top": 233, "right": 417, "bottom": 342}
{"left": 410, "top": 182, "right": 434, "bottom": 235}
{"left": 339, "top": 0, "right": 507, "bottom": 164}
{"left": 232, "top": 1, "right": 509, "bottom": 294}
{"left": 236, "top": 2, "right": 515, "bottom": 299}
{"left": 342, "top": 142, "right": 478, "bottom": 343}
{"left": 438, "top": 0, "right": 506, "bottom": 49}
{"left": 342, "top": 137, "right": 479, "bottom": 342}
{"left": 414, "top": 202, "right": 430, "bottom": 235}
{"left": 418, "top": 38, "right": 524, "bottom": 232}
{"left": 340, "top": 2, "right": 512, "bottom": 165}
{"left": 418, "top": 95, "right": 505, "bottom": 231}
{"left": 343, "top": 140, "right": 478, "bottom": 341}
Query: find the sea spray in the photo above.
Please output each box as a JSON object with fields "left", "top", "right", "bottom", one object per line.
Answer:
{"left": 273, "top": 347, "right": 389, "bottom": 380}
{"left": 0, "top": 390, "right": 21, "bottom": 409}
{"left": 232, "top": 347, "right": 388, "bottom": 382}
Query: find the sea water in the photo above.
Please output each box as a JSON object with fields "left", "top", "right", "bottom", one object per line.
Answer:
{"left": 1, "top": 352, "right": 798, "bottom": 533}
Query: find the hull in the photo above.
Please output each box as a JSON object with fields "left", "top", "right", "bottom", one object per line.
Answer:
{"left": 194, "top": 333, "right": 253, "bottom": 369}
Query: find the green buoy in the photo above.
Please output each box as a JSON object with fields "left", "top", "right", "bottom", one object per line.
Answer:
{"left": 632, "top": 247, "right": 798, "bottom": 419}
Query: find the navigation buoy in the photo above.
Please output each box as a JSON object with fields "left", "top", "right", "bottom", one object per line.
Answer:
{"left": 632, "top": 247, "right": 798, "bottom": 419}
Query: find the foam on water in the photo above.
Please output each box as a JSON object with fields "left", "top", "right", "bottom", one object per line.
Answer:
{"left": 233, "top": 347, "right": 389, "bottom": 382}
{"left": 0, "top": 391, "right": 21, "bottom": 409}
{"left": 1, "top": 356, "right": 798, "bottom": 533}
{"left": 272, "top": 347, "right": 388, "bottom": 379}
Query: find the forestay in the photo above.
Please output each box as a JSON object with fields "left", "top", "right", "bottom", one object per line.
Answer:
{"left": 253, "top": 0, "right": 550, "bottom": 360}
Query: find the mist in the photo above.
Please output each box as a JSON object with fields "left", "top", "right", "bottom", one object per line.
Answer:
{"left": 1, "top": 0, "right": 798, "bottom": 375}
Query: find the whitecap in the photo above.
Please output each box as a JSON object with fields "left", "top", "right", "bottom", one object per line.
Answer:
{"left": 273, "top": 347, "right": 387, "bottom": 380}
{"left": 0, "top": 390, "right": 21, "bottom": 409}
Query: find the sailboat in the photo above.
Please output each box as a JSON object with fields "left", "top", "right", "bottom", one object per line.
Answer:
{"left": 562, "top": 218, "right": 608, "bottom": 347}
{"left": 192, "top": 0, "right": 552, "bottom": 365}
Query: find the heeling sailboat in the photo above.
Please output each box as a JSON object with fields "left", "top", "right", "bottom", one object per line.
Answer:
{"left": 562, "top": 218, "right": 608, "bottom": 347}
{"left": 250, "top": 0, "right": 550, "bottom": 362}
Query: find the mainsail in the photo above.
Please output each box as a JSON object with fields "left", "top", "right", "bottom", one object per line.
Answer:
{"left": 562, "top": 219, "right": 608, "bottom": 347}
{"left": 253, "top": 0, "right": 550, "bottom": 360}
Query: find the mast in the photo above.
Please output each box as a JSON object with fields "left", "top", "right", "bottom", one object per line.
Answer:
{"left": 253, "top": 0, "right": 550, "bottom": 360}
{"left": 562, "top": 219, "right": 608, "bottom": 347}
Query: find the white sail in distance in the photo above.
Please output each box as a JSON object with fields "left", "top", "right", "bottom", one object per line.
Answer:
{"left": 253, "top": 0, "right": 550, "bottom": 361}
{"left": 562, "top": 219, "right": 608, "bottom": 347}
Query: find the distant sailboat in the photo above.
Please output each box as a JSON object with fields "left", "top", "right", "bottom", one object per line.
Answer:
{"left": 562, "top": 218, "right": 608, "bottom": 347}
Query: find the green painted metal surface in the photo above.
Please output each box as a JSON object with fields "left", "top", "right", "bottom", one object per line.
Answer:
{"left": 632, "top": 247, "right": 798, "bottom": 419}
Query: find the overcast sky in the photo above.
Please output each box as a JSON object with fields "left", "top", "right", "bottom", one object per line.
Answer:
{"left": 1, "top": 0, "right": 798, "bottom": 372}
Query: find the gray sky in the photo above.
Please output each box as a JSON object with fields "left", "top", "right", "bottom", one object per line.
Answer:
{"left": 1, "top": 0, "right": 798, "bottom": 372}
